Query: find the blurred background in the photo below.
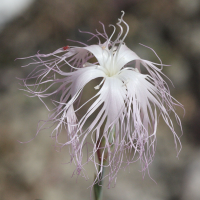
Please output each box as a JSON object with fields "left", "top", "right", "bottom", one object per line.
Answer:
{"left": 0, "top": 0, "right": 200, "bottom": 199}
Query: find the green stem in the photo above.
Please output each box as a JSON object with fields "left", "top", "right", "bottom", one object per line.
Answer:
{"left": 94, "top": 126, "right": 115, "bottom": 200}
{"left": 94, "top": 165, "right": 104, "bottom": 200}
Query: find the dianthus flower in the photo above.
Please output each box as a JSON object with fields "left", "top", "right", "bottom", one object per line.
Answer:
{"left": 20, "top": 11, "right": 183, "bottom": 188}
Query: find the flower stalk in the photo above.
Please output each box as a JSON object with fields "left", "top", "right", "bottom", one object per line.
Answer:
{"left": 94, "top": 136, "right": 105, "bottom": 200}
{"left": 94, "top": 163, "right": 105, "bottom": 200}
{"left": 94, "top": 127, "right": 115, "bottom": 200}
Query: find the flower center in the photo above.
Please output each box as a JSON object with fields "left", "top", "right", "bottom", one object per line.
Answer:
{"left": 106, "top": 68, "right": 118, "bottom": 77}
{"left": 101, "top": 49, "right": 119, "bottom": 77}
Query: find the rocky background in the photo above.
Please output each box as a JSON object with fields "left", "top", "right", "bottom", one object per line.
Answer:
{"left": 0, "top": 0, "right": 200, "bottom": 199}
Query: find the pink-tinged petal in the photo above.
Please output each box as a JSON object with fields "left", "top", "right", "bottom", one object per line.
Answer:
{"left": 66, "top": 105, "right": 80, "bottom": 155}
{"left": 84, "top": 77, "right": 126, "bottom": 132}
{"left": 115, "top": 44, "right": 141, "bottom": 70}
{"left": 83, "top": 45, "right": 110, "bottom": 67}
{"left": 68, "top": 47, "right": 90, "bottom": 68}
{"left": 69, "top": 66, "right": 106, "bottom": 96}
{"left": 101, "top": 77, "right": 126, "bottom": 128}
{"left": 118, "top": 69, "right": 181, "bottom": 168}
{"left": 71, "top": 76, "right": 127, "bottom": 182}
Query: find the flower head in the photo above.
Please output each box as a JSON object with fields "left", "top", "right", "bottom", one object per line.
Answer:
{"left": 20, "top": 11, "right": 183, "bottom": 187}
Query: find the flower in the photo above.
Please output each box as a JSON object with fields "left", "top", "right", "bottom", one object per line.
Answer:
{"left": 20, "top": 11, "right": 183, "bottom": 187}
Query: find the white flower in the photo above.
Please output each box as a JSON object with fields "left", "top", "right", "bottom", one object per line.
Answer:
{"left": 21, "top": 11, "right": 183, "bottom": 187}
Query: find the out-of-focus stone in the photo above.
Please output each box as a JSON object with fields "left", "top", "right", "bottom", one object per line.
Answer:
{"left": 182, "top": 150, "right": 200, "bottom": 200}
{"left": 178, "top": 0, "right": 200, "bottom": 16}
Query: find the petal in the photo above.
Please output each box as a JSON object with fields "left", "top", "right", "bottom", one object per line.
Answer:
{"left": 102, "top": 77, "right": 126, "bottom": 127}
{"left": 83, "top": 45, "right": 110, "bottom": 67}
{"left": 68, "top": 47, "right": 90, "bottom": 68}
{"left": 118, "top": 69, "right": 179, "bottom": 140}
{"left": 79, "top": 76, "right": 126, "bottom": 134}
{"left": 118, "top": 69, "right": 160, "bottom": 123}
{"left": 115, "top": 44, "right": 141, "bottom": 70}
{"left": 69, "top": 66, "right": 106, "bottom": 96}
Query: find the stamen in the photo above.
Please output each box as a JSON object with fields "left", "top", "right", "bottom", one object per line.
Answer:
{"left": 83, "top": 62, "right": 92, "bottom": 67}
{"left": 120, "top": 10, "right": 125, "bottom": 21}
{"left": 134, "top": 68, "right": 140, "bottom": 73}
{"left": 95, "top": 29, "right": 107, "bottom": 40}
{"left": 119, "top": 18, "right": 129, "bottom": 44}
{"left": 94, "top": 78, "right": 105, "bottom": 90}
{"left": 122, "top": 79, "right": 129, "bottom": 87}
{"left": 112, "top": 22, "right": 123, "bottom": 49}
{"left": 78, "top": 29, "right": 101, "bottom": 44}
{"left": 108, "top": 24, "right": 116, "bottom": 46}
{"left": 110, "top": 11, "right": 126, "bottom": 55}
{"left": 114, "top": 11, "right": 130, "bottom": 64}
{"left": 116, "top": 10, "right": 129, "bottom": 47}
{"left": 99, "top": 21, "right": 108, "bottom": 39}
